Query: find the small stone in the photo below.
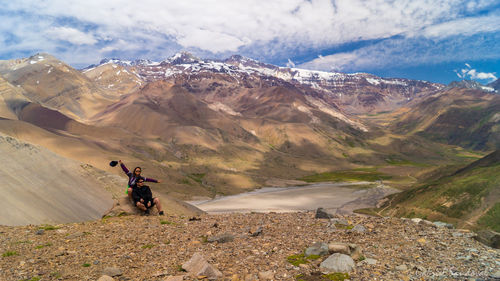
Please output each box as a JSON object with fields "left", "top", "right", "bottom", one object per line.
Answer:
{"left": 244, "top": 274, "right": 258, "bottom": 281}
{"left": 349, "top": 244, "right": 363, "bottom": 260}
{"left": 395, "top": 264, "right": 408, "bottom": 271}
{"left": 320, "top": 253, "right": 355, "bottom": 273}
{"left": 207, "top": 233, "right": 234, "bottom": 243}
{"left": 315, "top": 207, "right": 334, "bottom": 219}
{"left": 93, "top": 260, "right": 100, "bottom": 265}
{"left": 250, "top": 226, "right": 263, "bottom": 237}
{"left": 165, "top": 276, "right": 184, "bottom": 281}
{"left": 66, "top": 232, "right": 84, "bottom": 239}
{"left": 330, "top": 218, "right": 349, "bottom": 226}
{"left": 102, "top": 267, "right": 123, "bottom": 277}
{"left": 350, "top": 225, "right": 366, "bottom": 233}
{"left": 433, "top": 221, "right": 454, "bottom": 229}
{"left": 411, "top": 218, "right": 422, "bottom": 224}
{"left": 364, "top": 258, "right": 377, "bottom": 265}
{"left": 35, "top": 229, "right": 44, "bottom": 235}
{"left": 258, "top": 271, "right": 274, "bottom": 280}
{"left": 491, "top": 270, "right": 500, "bottom": 278}
{"left": 328, "top": 243, "right": 350, "bottom": 255}
{"left": 305, "top": 242, "right": 329, "bottom": 257}
{"left": 97, "top": 275, "right": 114, "bottom": 281}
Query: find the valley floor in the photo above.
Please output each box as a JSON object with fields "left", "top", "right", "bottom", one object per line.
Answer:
{"left": 191, "top": 183, "right": 398, "bottom": 214}
{"left": 0, "top": 212, "right": 498, "bottom": 280}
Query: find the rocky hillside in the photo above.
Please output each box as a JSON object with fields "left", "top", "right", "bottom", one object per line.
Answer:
{"left": 0, "top": 212, "right": 498, "bottom": 280}
{"left": 378, "top": 150, "right": 500, "bottom": 231}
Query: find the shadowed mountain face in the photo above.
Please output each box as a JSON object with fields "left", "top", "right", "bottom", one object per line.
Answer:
{"left": 0, "top": 53, "right": 498, "bottom": 226}
{"left": 391, "top": 88, "right": 500, "bottom": 150}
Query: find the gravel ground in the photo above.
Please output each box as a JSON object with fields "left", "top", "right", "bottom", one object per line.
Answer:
{"left": 0, "top": 212, "right": 498, "bottom": 280}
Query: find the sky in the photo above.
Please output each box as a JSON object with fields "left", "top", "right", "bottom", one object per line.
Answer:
{"left": 1, "top": 0, "right": 499, "bottom": 85}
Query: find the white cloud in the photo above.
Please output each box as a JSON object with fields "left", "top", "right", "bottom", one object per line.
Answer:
{"left": 286, "top": 58, "right": 295, "bottom": 68}
{"left": 0, "top": 0, "right": 499, "bottom": 67}
{"left": 420, "top": 15, "right": 500, "bottom": 38}
{"left": 455, "top": 63, "right": 497, "bottom": 82}
{"left": 45, "top": 27, "right": 97, "bottom": 45}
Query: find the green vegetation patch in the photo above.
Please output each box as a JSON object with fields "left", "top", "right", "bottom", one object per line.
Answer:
{"left": 21, "top": 277, "right": 41, "bottom": 281}
{"left": 82, "top": 263, "right": 91, "bottom": 267}
{"left": 299, "top": 169, "right": 392, "bottom": 183}
{"left": 477, "top": 203, "right": 500, "bottom": 232}
{"left": 287, "top": 253, "right": 309, "bottom": 266}
{"left": 141, "top": 244, "right": 155, "bottom": 249}
{"left": 50, "top": 272, "right": 62, "bottom": 279}
{"left": 385, "top": 156, "right": 429, "bottom": 167}
{"left": 323, "top": 273, "right": 350, "bottom": 281}
{"left": 295, "top": 272, "right": 350, "bottom": 281}
{"left": 2, "top": 251, "right": 18, "bottom": 257}
{"left": 35, "top": 243, "right": 52, "bottom": 249}
{"left": 160, "top": 220, "right": 175, "bottom": 225}
{"left": 14, "top": 240, "right": 33, "bottom": 245}
{"left": 38, "top": 225, "right": 59, "bottom": 230}
{"left": 187, "top": 173, "right": 206, "bottom": 184}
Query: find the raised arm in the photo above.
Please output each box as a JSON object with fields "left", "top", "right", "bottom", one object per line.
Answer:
{"left": 118, "top": 160, "right": 130, "bottom": 174}
{"left": 144, "top": 177, "right": 160, "bottom": 183}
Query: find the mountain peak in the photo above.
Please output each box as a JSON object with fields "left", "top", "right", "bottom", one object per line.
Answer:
{"left": 448, "top": 79, "right": 495, "bottom": 92}
{"left": 165, "top": 51, "right": 201, "bottom": 65}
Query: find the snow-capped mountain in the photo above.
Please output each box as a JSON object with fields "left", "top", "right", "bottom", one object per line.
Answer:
{"left": 448, "top": 80, "right": 496, "bottom": 93}
{"left": 85, "top": 52, "right": 444, "bottom": 114}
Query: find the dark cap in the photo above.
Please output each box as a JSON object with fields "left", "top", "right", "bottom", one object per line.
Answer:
{"left": 109, "top": 160, "right": 118, "bottom": 167}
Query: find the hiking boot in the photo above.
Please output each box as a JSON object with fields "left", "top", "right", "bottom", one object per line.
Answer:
{"left": 144, "top": 209, "right": 150, "bottom": 216}
{"left": 159, "top": 211, "right": 164, "bottom": 216}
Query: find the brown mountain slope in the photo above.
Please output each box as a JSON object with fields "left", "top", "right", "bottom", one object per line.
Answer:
{"left": 390, "top": 88, "right": 500, "bottom": 150}
{"left": 82, "top": 62, "right": 143, "bottom": 97}
{"left": 0, "top": 54, "right": 116, "bottom": 121}
{"left": 0, "top": 133, "right": 115, "bottom": 225}
{"left": 0, "top": 75, "right": 31, "bottom": 120}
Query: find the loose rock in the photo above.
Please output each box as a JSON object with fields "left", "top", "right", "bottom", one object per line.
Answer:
{"left": 328, "top": 242, "right": 350, "bottom": 255}
{"left": 102, "top": 267, "right": 123, "bottom": 277}
{"left": 305, "top": 242, "right": 329, "bottom": 257}
{"left": 315, "top": 207, "right": 333, "bottom": 219}
{"left": 258, "top": 270, "right": 274, "bottom": 280}
{"left": 207, "top": 233, "right": 235, "bottom": 243}
{"left": 320, "top": 253, "right": 355, "bottom": 273}
{"left": 97, "top": 276, "right": 114, "bottom": 281}
{"left": 182, "top": 252, "right": 222, "bottom": 280}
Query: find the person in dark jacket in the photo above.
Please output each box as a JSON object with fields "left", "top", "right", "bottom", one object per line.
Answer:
{"left": 132, "top": 178, "right": 164, "bottom": 215}
{"left": 118, "top": 160, "right": 161, "bottom": 201}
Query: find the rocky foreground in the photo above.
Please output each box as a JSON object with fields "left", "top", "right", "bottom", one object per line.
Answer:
{"left": 0, "top": 212, "right": 499, "bottom": 281}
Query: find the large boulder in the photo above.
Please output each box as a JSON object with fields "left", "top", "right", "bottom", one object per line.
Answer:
{"left": 182, "top": 252, "right": 223, "bottom": 280}
{"left": 474, "top": 230, "right": 500, "bottom": 249}
{"left": 320, "top": 253, "right": 355, "bottom": 273}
